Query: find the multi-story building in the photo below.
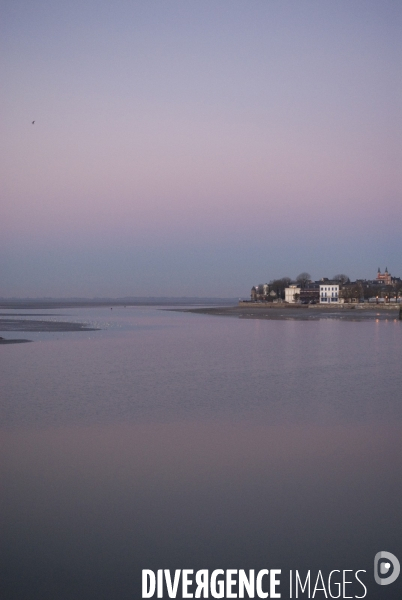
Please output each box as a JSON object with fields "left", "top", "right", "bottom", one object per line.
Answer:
{"left": 284, "top": 285, "right": 300, "bottom": 303}
{"left": 299, "top": 282, "right": 320, "bottom": 304}
{"left": 319, "top": 282, "right": 340, "bottom": 304}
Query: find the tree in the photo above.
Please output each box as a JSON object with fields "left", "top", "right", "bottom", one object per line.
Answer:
{"left": 361, "top": 283, "right": 378, "bottom": 300}
{"left": 340, "top": 282, "right": 363, "bottom": 303}
{"left": 394, "top": 280, "right": 402, "bottom": 300}
{"left": 333, "top": 274, "right": 350, "bottom": 284}
{"left": 269, "top": 277, "right": 292, "bottom": 300}
{"left": 384, "top": 284, "right": 394, "bottom": 302}
{"left": 296, "top": 273, "right": 311, "bottom": 288}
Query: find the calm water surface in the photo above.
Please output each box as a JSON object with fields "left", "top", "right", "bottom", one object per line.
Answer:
{"left": 1, "top": 306, "right": 401, "bottom": 599}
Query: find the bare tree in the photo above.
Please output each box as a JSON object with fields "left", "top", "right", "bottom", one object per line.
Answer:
{"left": 296, "top": 272, "right": 311, "bottom": 288}
{"left": 340, "top": 282, "right": 363, "bottom": 303}
{"left": 384, "top": 284, "right": 394, "bottom": 302}
{"left": 333, "top": 274, "right": 350, "bottom": 284}
{"left": 395, "top": 280, "right": 402, "bottom": 300}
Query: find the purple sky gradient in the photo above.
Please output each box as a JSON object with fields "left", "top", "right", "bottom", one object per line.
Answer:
{"left": 1, "top": 0, "right": 401, "bottom": 297}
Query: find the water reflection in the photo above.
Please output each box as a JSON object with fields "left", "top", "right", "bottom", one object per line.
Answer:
{"left": 1, "top": 309, "right": 401, "bottom": 599}
{"left": 1, "top": 421, "right": 401, "bottom": 599}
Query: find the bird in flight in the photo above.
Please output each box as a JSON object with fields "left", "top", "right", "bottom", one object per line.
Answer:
{"left": 32, "top": 121, "right": 35, "bottom": 124}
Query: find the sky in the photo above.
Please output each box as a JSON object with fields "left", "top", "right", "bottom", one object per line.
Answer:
{"left": 1, "top": 0, "right": 401, "bottom": 297}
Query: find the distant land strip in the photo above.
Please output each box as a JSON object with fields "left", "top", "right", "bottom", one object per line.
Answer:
{"left": 0, "top": 298, "right": 238, "bottom": 310}
{"left": 175, "top": 304, "right": 400, "bottom": 321}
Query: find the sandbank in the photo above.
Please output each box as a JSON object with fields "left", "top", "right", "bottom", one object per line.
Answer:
{"left": 0, "top": 318, "right": 100, "bottom": 344}
{"left": 175, "top": 304, "right": 400, "bottom": 321}
{"left": 0, "top": 338, "right": 32, "bottom": 344}
{"left": 0, "top": 318, "right": 100, "bottom": 332}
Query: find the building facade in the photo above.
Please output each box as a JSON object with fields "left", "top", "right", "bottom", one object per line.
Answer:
{"left": 319, "top": 283, "right": 340, "bottom": 304}
{"left": 284, "top": 285, "right": 300, "bottom": 303}
{"left": 299, "top": 282, "right": 320, "bottom": 304}
{"left": 376, "top": 267, "right": 392, "bottom": 286}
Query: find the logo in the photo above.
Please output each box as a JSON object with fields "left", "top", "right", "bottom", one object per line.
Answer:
{"left": 374, "top": 551, "right": 400, "bottom": 586}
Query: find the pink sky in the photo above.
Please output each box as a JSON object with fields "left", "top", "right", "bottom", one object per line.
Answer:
{"left": 1, "top": 1, "right": 401, "bottom": 296}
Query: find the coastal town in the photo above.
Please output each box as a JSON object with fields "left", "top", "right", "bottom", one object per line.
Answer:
{"left": 249, "top": 268, "right": 402, "bottom": 305}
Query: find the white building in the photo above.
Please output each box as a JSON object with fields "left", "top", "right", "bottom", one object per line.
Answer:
{"left": 285, "top": 285, "right": 300, "bottom": 303}
{"left": 319, "top": 283, "right": 340, "bottom": 304}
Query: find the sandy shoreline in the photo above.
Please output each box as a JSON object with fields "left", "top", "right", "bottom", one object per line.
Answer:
{"left": 175, "top": 304, "right": 401, "bottom": 321}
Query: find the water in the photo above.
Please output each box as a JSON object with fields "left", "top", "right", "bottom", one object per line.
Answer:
{"left": 1, "top": 306, "right": 401, "bottom": 599}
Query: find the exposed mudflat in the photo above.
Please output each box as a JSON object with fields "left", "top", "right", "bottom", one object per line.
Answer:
{"left": 0, "top": 318, "right": 100, "bottom": 332}
{"left": 0, "top": 318, "right": 100, "bottom": 343}
{"left": 174, "top": 304, "right": 401, "bottom": 321}
{"left": 0, "top": 338, "right": 32, "bottom": 344}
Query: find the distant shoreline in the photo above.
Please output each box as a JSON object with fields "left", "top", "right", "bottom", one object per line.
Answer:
{"left": 0, "top": 298, "right": 237, "bottom": 310}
